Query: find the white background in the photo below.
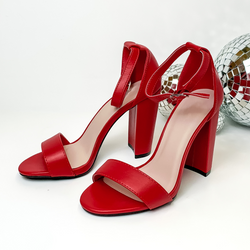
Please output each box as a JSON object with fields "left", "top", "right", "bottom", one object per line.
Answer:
{"left": 1, "top": 0, "right": 250, "bottom": 249}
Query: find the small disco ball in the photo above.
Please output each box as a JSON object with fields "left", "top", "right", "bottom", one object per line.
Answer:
{"left": 214, "top": 33, "right": 250, "bottom": 126}
{"left": 158, "top": 64, "right": 225, "bottom": 133}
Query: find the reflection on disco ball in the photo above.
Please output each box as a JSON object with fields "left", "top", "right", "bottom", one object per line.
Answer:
{"left": 214, "top": 33, "right": 250, "bottom": 126}
{"left": 158, "top": 64, "right": 225, "bottom": 133}
{"left": 217, "top": 112, "right": 226, "bottom": 133}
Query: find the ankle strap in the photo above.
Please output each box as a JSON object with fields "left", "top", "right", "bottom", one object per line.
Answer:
{"left": 146, "top": 42, "right": 211, "bottom": 103}
{"left": 111, "top": 43, "right": 140, "bottom": 108}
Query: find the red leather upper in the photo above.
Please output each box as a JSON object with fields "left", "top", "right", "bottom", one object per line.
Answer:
{"left": 111, "top": 41, "right": 160, "bottom": 108}
{"left": 41, "top": 133, "right": 75, "bottom": 177}
{"left": 145, "top": 42, "right": 223, "bottom": 120}
{"left": 93, "top": 159, "right": 172, "bottom": 210}
{"left": 111, "top": 46, "right": 140, "bottom": 107}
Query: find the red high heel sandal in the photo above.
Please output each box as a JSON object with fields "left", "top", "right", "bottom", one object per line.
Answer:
{"left": 18, "top": 42, "right": 160, "bottom": 179}
{"left": 80, "top": 42, "right": 224, "bottom": 215}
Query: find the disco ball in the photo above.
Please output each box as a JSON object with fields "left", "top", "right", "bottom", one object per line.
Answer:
{"left": 214, "top": 33, "right": 250, "bottom": 126}
{"left": 158, "top": 64, "right": 225, "bottom": 133}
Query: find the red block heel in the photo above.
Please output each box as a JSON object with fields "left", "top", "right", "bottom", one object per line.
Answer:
{"left": 128, "top": 97, "right": 159, "bottom": 158}
{"left": 185, "top": 111, "right": 220, "bottom": 176}
{"left": 18, "top": 41, "right": 159, "bottom": 179}
{"left": 80, "top": 42, "right": 224, "bottom": 216}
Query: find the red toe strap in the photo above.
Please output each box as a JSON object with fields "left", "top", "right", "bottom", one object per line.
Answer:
{"left": 93, "top": 159, "right": 172, "bottom": 210}
{"left": 41, "top": 133, "right": 75, "bottom": 177}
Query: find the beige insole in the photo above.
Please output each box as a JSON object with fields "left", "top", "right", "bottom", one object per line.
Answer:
{"left": 104, "top": 89, "right": 214, "bottom": 202}
{"left": 64, "top": 81, "right": 141, "bottom": 169}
